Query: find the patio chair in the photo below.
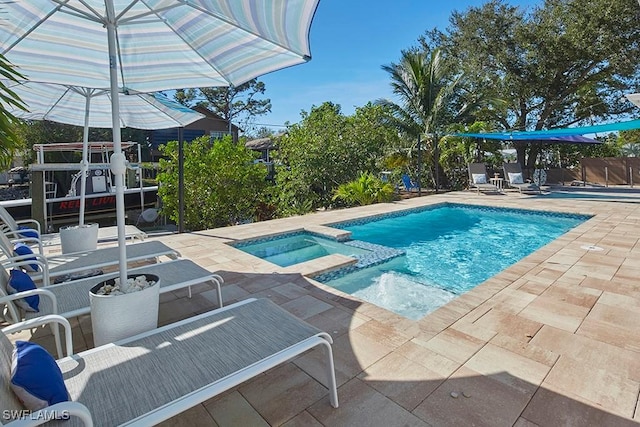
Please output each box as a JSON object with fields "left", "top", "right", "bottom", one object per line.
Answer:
{"left": 1, "top": 298, "right": 338, "bottom": 426}
{"left": 468, "top": 163, "right": 500, "bottom": 194}
{"left": 0, "top": 258, "right": 223, "bottom": 358}
{"left": 0, "top": 204, "right": 146, "bottom": 248}
{"left": 401, "top": 174, "right": 420, "bottom": 192}
{"left": 503, "top": 162, "right": 541, "bottom": 193}
{"left": 0, "top": 230, "right": 179, "bottom": 285}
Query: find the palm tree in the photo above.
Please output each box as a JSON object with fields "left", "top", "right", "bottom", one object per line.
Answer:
{"left": 0, "top": 54, "right": 27, "bottom": 169}
{"left": 378, "top": 48, "right": 467, "bottom": 192}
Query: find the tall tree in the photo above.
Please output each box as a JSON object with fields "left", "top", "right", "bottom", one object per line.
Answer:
{"left": 378, "top": 48, "right": 472, "bottom": 190}
{"left": 174, "top": 80, "right": 271, "bottom": 131}
{"left": 425, "top": 0, "right": 640, "bottom": 168}
{"left": 0, "top": 54, "right": 27, "bottom": 169}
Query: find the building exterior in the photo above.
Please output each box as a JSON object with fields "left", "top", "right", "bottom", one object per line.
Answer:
{"left": 149, "top": 106, "right": 241, "bottom": 156}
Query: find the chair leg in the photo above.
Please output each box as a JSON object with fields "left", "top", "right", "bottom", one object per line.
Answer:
{"left": 321, "top": 338, "right": 339, "bottom": 408}
{"left": 50, "top": 322, "right": 63, "bottom": 359}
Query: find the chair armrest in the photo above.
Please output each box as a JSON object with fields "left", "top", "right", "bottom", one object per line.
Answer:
{"left": 6, "top": 235, "right": 45, "bottom": 255}
{"left": 0, "top": 287, "right": 59, "bottom": 316}
{"left": 3, "top": 402, "right": 93, "bottom": 427}
{"left": 14, "top": 219, "right": 42, "bottom": 235}
{"left": 0, "top": 255, "right": 51, "bottom": 286}
{"left": 2, "top": 313, "right": 72, "bottom": 358}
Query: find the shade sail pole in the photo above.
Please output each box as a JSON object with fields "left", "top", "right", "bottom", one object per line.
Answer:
{"left": 106, "top": 0, "right": 128, "bottom": 287}
{"left": 79, "top": 93, "right": 90, "bottom": 226}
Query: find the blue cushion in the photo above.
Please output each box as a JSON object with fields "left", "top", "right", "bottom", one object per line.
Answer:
{"left": 7, "top": 269, "right": 39, "bottom": 312}
{"left": 18, "top": 225, "right": 39, "bottom": 239}
{"left": 13, "top": 243, "right": 39, "bottom": 272}
{"left": 10, "top": 341, "right": 69, "bottom": 411}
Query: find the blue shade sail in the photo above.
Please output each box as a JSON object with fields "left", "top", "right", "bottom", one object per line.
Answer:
{"left": 455, "top": 118, "right": 640, "bottom": 142}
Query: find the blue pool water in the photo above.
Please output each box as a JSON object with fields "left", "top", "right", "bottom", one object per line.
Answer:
{"left": 318, "top": 204, "right": 588, "bottom": 319}
{"left": 236, "top": 233, "right": 372, "bottom": 267}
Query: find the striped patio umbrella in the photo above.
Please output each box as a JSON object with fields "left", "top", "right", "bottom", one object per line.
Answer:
{"left": 0, "top": 0, "right": 320, "bottom": 285}
{"left": 2, "top": 80, "right": 204, "bottom": 225}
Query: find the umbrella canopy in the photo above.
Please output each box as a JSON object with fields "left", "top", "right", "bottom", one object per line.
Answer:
{"left": 626, "top": 93, "right": 640, "bottom": 109}
{"left": 4, "top": 81, "right": 204, "bottom": 130}
{"left": 0, "top": 0, "right": 320, "bottom": 285}
{"left": 1, "top": 0, "right": 319, "bottom": 93}
{"left": 3, "top": 80, "right": 204, "bottom": 225}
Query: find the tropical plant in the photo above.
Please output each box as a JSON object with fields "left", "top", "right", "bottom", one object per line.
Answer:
{"left": 157, "top": 135, "right": 269, "bottom": 230}
{"left": 378, "top": 48, "right": 475, "bottom": 190}
{"left": 333, "top": 172, "right": 395, "bottom": 207}
{"left": 274, "top": 102, "right": 398, "bottom": 213}
{"left": 0, "top": 54, "right": 27, "bottom": 169}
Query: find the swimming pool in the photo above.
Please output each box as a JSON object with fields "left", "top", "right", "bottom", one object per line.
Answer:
{"left": 234, "top": 232, "right": 373, "bottom": 267}
{"left": 316, "top": 204, "right": 589, "bottom": 319}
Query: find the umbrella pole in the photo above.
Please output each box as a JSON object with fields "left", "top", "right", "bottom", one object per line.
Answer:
{"left": 79, "top": 94, "right": 91, "bottom": 226}
{"left": 106, "top": 5, "right": 128, "bottom": 287}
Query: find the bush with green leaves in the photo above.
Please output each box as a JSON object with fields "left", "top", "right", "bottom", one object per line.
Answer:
{"left": 157, "top": 135, "right": 269, "bottom": 230}
{"left": 275, "top": 102, "right": 399, "bottom": 214}
{"left": 333, "top": 172, "right": 396, "bottom": 207}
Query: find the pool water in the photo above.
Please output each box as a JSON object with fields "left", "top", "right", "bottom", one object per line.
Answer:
{"left": 320, "top": 204, "right": 588, "bottom": 320}
{"left": 236, "top": 233, "right": 372, "bottom": 267}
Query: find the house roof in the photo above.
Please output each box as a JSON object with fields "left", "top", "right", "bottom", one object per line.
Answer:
{"left": 245, "top": 137, "right": 277, "bottom": 151}
{"left": 191, "top": 105, "right": 241, "bottom": 133}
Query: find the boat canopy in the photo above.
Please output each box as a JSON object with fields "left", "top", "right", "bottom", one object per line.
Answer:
{"left": 33, "top": 141, "right": 137, "bottom": 152}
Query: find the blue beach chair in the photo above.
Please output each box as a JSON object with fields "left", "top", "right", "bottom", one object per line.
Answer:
{"left": 401, "top": 174, "right": 419, "bottom": 192}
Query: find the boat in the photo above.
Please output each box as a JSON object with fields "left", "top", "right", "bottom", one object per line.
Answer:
{"left": 0, "top": 141, "right": 158, "bottom": 229}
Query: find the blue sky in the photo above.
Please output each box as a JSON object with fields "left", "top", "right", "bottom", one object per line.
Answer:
{"left": 255, "top": 0, "right": 540, "bottom": 131}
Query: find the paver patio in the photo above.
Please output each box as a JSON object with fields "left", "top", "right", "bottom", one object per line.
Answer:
{"left": 6, "top": 188, "right": 640, "bottom": 426}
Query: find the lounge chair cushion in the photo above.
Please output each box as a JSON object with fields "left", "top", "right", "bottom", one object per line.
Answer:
{"left": 17, "top": 225, "right": 39, "bottom": 239}
{"left": 13, "top": 244, "right": 39, "bottom": 272}
{"left": 11, "top": 341, "right": 69, "bottom": 411}
{"left": 7, "top": 269, "right": 39, "bottom": 312}
{"left": 471, "top": 173, "right": 487, "bottom": 184}
{"left": 508, "top": 172, "right": 524, "bottom": 184}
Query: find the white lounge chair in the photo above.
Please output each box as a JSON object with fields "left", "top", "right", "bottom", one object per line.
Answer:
{"left": 0, "top": 229, "right": 179, "bottom": 285}
{"left": 1, "top": 298, "right": 339, "bottom": 426}
{"left": 468, "top": 163, "right": 500, "bottom": 193}
{"left": 0, "top": 204, "right": 147, "bottom": 248}
{"left": 0, "top": 258, "right": 223, "bottom": 359}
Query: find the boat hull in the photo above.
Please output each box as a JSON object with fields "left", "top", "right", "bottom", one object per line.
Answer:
{"left": 0, "top": 187, "right": 158, "bottom": 222}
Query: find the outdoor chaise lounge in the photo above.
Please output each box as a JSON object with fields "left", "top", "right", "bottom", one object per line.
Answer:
{"left": 468, "top": 163, "right": 500, "bottom": 193}
{"left": 401, "top": 174, "right": 420, "bottom": 192}
{"left": 0, "top": 258, "right": 223, "bottom": 359}
{"left": 503, "top": 162, "right": 541, "bottom": 193}
{"left": 1, "top": 298, "right": 338, "bottom": 426}
{"left": 0, "top": 204, "right": 147, "bottom": 249}
{"left": 0, "top": 230, "right": 179, "bottom": 284}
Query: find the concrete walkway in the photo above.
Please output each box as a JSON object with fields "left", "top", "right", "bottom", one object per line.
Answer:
{"left": 12, "top": 189, "right": 640, "bottom": 426}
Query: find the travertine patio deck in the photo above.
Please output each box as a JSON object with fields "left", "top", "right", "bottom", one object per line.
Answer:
{"left": 9, "top": 189, "right": 640, "bottom": 426}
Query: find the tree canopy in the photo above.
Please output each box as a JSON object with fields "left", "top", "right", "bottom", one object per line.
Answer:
{"left": 274, "top": 102, "right": 399, "bottom": 214}
{"left": 174, "top": 79, "right": 271, "bottom": 131}
{"left": 423, "top": 0, "right": 640, "bottom": 167}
